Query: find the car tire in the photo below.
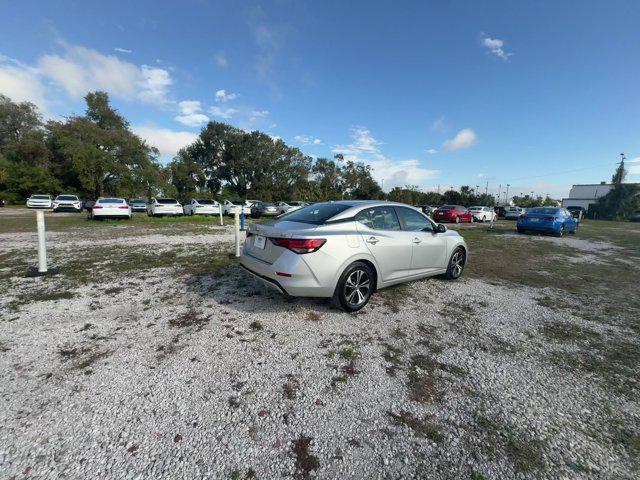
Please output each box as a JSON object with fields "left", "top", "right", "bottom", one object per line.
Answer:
{"left": 443, "top": 247, "right": 466, "bottom": 280}
{"left": 555, "top": 225, "right": 565, "bottom": 237}
{"left": 517, "top": 227, "right": 525, "bottom": 234}
{"left": 333, "top": 261, "right": 374, "bottom": 312}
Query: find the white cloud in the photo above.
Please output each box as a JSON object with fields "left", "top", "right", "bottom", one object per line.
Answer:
{"left": 215, "top": 51, "right": 228, "bottom": 68}
{"left": 333, "top": 126, "right": 439, "bottom": 191}
{"left": 174, "top": 100, "right": 209, "bottom": 127}
{"left": 138, "top": 65, "right": 172, "bottom": 104}
{"left": 294, "top": 135, "right": 322, "bottom": 146}
{"left": 209, "top": 105, "right": 238, "bottom": 119}
{"left": 249, "top": 109, "right": 269, "bottom": 122}
{"left": 443, "top": 128, "right": 477, "bottom": 151}
{"left": 481, "top": 34, "right": 512, "bottom": 60}
{"left": 36, "top": 43, "right": 172, "bottom": 105}
{"left": 0, "top": 57, "right": 48, "bottom": 112}
{"left": 426, "top": 148, "right": 438, "bottom": 155}
{"left": 132, "top": 125, "right": 198, "bottom": 160}
{"left": 114, "top": 48, "right": 132, "bottom": 54}
{"left": 629, "top": 157, "right": 640, "bottom": 175}
{"left": 215, "top": 89, "right": 238, "bottom": 102}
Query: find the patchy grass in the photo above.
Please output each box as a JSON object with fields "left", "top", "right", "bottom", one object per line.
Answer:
{"left": 475, "top": 413, "right": 546, "bottom": 474}
{"left": 387, "top": 410, "right": 443, "bottom": 443}
{"left": 406, "top": 354, "right": 465, "bottom": 403}
{"left": 381, "top": 343, "right": 404, "bottom": 376}
{"left": 169, "top": 309, "right": 209, "bottom": 330}
{"left": 305, "top": 311, "right": 322, "bottom": 322}
{"left": 249, "top": 320, "right": 263, "bottom": 331}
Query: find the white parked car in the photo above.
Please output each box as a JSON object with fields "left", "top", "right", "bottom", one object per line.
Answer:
{"left": 276, "top": 201, "right": 308, "bottom": 215}
{"left": 468, "top": 206, "right": 496, "bottom": 222}
{"left": 89, "top": 197, "right": 131, "bottom": 220}
{"left": 26, "top": 194, "right": 52, "bottom": 209}
{"left": 53, "top": 194, "right": 82, "bottom": 213}
{"left": 147, "top": 198, "right": 183, "bottom": 217}
{"left": 183, "top": 198, "right": 221, "bottom": 216}
{"left": 222, "top": 200, "right": 251, "bottom": 216}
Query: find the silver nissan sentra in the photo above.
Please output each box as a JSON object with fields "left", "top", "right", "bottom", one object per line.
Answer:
{"left": 240, "top": 201, "right": 468, "bottom": 311}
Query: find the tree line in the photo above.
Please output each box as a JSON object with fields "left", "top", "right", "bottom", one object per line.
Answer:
{"left": 0, "top": 91, "right": 384, "bottom": 204}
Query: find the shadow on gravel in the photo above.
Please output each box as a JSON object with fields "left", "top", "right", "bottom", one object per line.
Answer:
{"left": 184, "top": 265, "right": 340, "bottom": 315}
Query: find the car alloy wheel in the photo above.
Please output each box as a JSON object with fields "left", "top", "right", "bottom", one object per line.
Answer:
{"left": 335, "top": 261, "right": 374, "bottom": 312}
{"left": 556, "top": 225, "right": 565, "bottom": 237}
{"left": 444, "top": 248, "right": 465, "bottom": 280}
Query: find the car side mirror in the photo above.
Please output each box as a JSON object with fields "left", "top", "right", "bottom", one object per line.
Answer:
{"left": 437, "top": 223, "right": 447, "bottom": 233}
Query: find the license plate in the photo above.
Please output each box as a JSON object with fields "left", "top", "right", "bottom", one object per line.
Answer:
{"left": 254, "top": 235, "right": 266, "bottom": 249}
{"left": 530, "top": 218, "right": 539, "bottom": 222}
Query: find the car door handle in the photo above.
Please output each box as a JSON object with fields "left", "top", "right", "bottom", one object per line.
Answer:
{"left": 412, "top": 237, "right": 422, "bottom": 244}
{"left": 366, "top": 236, "right": 379, "bottom": 244}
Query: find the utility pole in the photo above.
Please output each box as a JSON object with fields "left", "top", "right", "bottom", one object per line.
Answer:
{"left": 485, "top": 181, "right": 488, "bottom": 195}
{"left": 497, "top": 184, "right": 501, "bottom": 204}
{"left": 437, "top": 184, "right": 440, "bottom": 194}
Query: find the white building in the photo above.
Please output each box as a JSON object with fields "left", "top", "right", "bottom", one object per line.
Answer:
{"left": 561, "top": 182, "right": 613, "bottom": 210}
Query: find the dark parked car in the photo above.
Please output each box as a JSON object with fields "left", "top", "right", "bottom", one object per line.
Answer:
{"left": 129, "top": 199, "right": 148, "bottom": 212}
{"left": 630, "top": 210, "right": 640, "bottom": 222}
{"left": 250, "top": 201, "right": 279, "bottom": 218}
{"left": 432, "top": 205, "right": 473, "bottom": 223}
{"left": 0, "top": 199, "right": 5, "bottom": 207}
{"left": 566, "top": 206, "right": 586, "bottom": 222}
{"left": 494, "top": 205, "right": 507, "bottom": 218}
{"left": 413, "top": 205, "right": 437, "bottom": 216}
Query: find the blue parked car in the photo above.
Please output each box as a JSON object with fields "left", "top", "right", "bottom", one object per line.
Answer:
{"left": 517, "top": 207, "right": 578, "bottom": 236}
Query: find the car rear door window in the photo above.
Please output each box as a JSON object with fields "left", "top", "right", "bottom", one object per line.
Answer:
{"left": 396, "top": 207, "right": 434, "bottom": 232}
{"left": 356, "top": 207, "right": 401, "bottom": 231}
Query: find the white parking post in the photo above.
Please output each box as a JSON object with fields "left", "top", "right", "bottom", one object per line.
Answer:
{"left": 490, "top": 210, "right": 495, "bottom": 230}
{"left": 234, "top": 210, "right": 240, "bottom": 257}
{"left": 36, "top": 210, "right": 48, "bottom": 273}
{"left": 219, "top": 204, "right": 224, "bottom": 226}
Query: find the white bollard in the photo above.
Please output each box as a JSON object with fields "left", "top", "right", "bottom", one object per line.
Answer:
{"left": 36, "top": 210, "right": 48, "bottom": 273}
{"left": 234, "top": 210, "right": 240, "bottom": 257}
{"left": 219, "top": 204, "right": 224, "bottom": 226}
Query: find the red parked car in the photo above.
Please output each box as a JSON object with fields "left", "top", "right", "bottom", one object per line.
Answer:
{"left": 433, "top": 205, "right": 473, "bottom": 223}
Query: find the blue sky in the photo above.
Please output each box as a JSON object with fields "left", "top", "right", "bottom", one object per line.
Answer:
{"left": 1, "top": 0, "right": 639, "bottom": 198}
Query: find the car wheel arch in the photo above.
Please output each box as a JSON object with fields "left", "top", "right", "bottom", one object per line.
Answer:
{"left": 332, "top": 254, "right": 381, "bottom": 293}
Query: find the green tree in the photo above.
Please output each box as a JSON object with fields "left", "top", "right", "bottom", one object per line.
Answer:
{"left": 48, "top": 91, "right": 161, "bottom": 199}
{"left": 310, "top": 157, "right": 343, "bottom": 200}
{"left": 342, "top": 160, "right": 383, "bottom": 200}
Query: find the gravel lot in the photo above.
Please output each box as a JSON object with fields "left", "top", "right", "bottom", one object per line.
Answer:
{"left": 1, "top": 208, "right": 639, "bottom": 479}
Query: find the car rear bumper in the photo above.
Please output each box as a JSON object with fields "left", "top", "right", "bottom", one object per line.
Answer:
{"left": 239, "top": 246, "right": 335, "bottom": 298}
{"left": 92, "top": 210, "right": 130, "bottom": 218}
{"left": 131, "top": 206, "right": 147, "bottom": 212}
{"left": 152, "top": 208, "right": 183, "bottom": 215}
{"left": 518, "top": 223, "right": 559, "bottom": 233}
{"left": 193, "top": 207, "right": 221, "bottom": 214}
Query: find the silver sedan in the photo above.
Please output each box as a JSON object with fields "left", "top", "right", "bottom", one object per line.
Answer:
{"left": 240, "top": 201, "right": 468, "bottom": 311}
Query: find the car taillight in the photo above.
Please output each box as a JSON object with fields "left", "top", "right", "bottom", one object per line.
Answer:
{"left": 519, "top": 214, "right": 524, "bottom": 219}
{"left": 271, "top": 238, "right": 326, "bottom": 254}
{"left": 93, "top": 205, "right": 103, "bottom": 209}
{"left": 118, "top": 205, "right": 129, "bottom": 209}
{"left": 547, "top": 216, "right": 556, "bottom": 221}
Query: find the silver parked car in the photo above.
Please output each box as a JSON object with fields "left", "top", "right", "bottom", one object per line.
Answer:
{"left": 504, "top": 206, "right": 525, "bottom": 220}
{"left": 240, "top": 201, "right": 468, "bottom": 311}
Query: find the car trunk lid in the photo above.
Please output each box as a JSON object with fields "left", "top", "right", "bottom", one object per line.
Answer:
{"left": 246, "top": 221, "right": 317, "bottom": 264}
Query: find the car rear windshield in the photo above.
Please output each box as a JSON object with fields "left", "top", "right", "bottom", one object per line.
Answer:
{"left": 260, "top": 202, "right": 275, "bottom": 206}
{"left": 131, "top": 199, "right": 146, "bottom": 204}
{"left": 156, "top": 198, "right": 178, "bottom": 204}
{"left": 469, "top": 206, "right": 483, "bottom": 210}
{"left": 57, "top": 195, "right": 78, "bottom": 201}
{"left": 231, "top": 200, "right": 245, "bottom": 205}
{"left": 528, "top": 207, "right": 559, "bottom": 214}
{"left": 276, "top": 203, "right": 351, "bottom": 225}
{"left": 98, "top": 198, "right": 124, "bottom": 204}
{"left": 438, "top": 205, "right": 455, "bottom": 210}
{"left": 196, "top": 199, "right": 215, "bottom": 204}
{"left": 31, "top": 195, "right": 50, "bottom": 199}
{"left": 287, "top": 201, "right": 304, "bottom": 206}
